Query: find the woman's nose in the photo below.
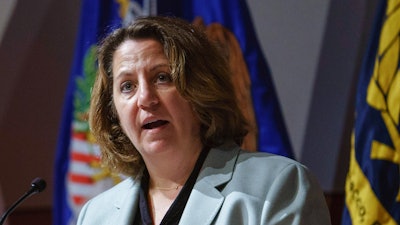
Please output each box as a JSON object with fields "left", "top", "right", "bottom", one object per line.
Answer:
{"left": 137, "top": 82, "right": 159, "bottom": 109}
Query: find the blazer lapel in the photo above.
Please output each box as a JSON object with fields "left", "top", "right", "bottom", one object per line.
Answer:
{"left": 179, "top": 143, "right": 240, "bottom": 225}
{"left": 112, "top": 178, "right": 141, "bottom": 225}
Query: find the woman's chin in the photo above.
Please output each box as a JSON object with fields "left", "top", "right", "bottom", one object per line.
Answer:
{"left": 140, "top": 140, "right": 172, "bottom": 155}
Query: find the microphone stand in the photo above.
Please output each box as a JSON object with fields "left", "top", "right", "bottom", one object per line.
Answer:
{"left": 0, "top": 178, "right": 46, "bottom": 225}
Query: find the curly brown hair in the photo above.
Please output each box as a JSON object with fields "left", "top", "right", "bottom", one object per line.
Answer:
{"left": 89, "top": 16, "right": 248, "bottom": 176}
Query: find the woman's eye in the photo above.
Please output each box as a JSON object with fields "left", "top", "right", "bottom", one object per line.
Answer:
{"left": 156, "top": 73, "right": 172, "bottom": 84}
{"left": 121, "top": 81, "right": 134, "bottom": 93}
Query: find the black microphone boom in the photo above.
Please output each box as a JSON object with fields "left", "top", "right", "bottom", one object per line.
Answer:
{"left": 0, "top": 177, "right": 46, "bottom": 225}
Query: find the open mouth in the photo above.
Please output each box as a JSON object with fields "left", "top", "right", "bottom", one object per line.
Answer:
{"left": 142, "top": 120, "right": 168, "bottom": 130}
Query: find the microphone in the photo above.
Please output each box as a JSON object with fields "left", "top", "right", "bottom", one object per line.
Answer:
{"left": 0, "top": 177, "right": 46, "bottom": 225}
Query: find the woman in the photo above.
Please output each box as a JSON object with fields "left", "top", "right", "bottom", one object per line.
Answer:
{"left": 77, "top": 16, "right": 331, "bottom": 225}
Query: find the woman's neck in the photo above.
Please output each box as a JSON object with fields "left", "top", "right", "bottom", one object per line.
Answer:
{"left": 144, "top": 144, "right": 203, "bottom": 190}
{"left": 145, "top": 144, "right": 203, "bottom": 225}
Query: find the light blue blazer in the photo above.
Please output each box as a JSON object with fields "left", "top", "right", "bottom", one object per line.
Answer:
{"left": 77, "top": 143, "right": 331, "bottom": 225}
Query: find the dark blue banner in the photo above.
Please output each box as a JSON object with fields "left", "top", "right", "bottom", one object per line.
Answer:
{"left": 342, "top": 0, "right": 400, "bottom": 224}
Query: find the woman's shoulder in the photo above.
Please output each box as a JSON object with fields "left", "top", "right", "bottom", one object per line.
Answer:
{"left": 208, "top": 143, "right": 310, "bottom": 179}
{"left": 238, "top": 149, "right": 301, "bottom": 166}
{"left": 237, "top": 150, "right": 308, "bottom": 174}
{"left": 77, "top": 177, "right": 140, "bottom": 224}
{"left": 209, "top": 142, "right": 305, "bottom": 167}
{"left": 86, "top": 177, "right": 138, "bottom": 205}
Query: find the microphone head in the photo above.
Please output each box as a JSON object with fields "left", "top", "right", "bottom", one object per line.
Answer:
{"left": 31, "top": 177, "right": 46, "bottom": 193}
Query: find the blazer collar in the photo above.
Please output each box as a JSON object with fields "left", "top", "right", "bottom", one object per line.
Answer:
{"left": 179, "top": 142, "right": 241, "bottom": 225}
{"left": 109, "top": 143, "right": 241, "bottom": 225}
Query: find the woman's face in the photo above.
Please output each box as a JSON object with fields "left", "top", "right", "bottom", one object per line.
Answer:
{"left": 112, "top": 39, "right": 202, "bottom": 160}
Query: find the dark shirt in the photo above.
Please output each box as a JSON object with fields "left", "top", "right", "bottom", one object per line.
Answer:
{"left": 133, "top": 148, "right": 209, "bottom": 225}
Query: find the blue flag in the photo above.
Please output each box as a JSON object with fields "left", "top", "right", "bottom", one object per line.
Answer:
{"left": 341, "top": 0, "right": 400, "bottom": 224}
{"left": 54, "top": 1, "right": 293, "bottom": 224}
